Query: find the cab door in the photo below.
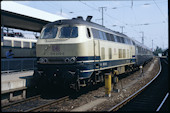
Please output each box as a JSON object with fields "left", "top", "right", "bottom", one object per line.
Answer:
{"left": 93, "top": 39, "right": 100, "bottom": 70}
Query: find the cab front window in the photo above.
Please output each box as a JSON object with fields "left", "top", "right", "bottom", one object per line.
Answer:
{"left": 59, "top": 27, "right": 78, "bottom": 38}
{"left": 40, "top": 25, "right": 58, "bottom": 39}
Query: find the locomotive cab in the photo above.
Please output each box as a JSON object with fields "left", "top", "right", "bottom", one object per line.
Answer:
{"left": 35, "top": 18, "right": 95, "bottom": 90}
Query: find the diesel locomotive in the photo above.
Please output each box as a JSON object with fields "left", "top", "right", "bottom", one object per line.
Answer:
{"left": 33, "top": 16, "right": 153, "bottom": 91}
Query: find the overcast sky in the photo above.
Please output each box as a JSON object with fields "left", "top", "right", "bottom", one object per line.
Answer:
{"left": 3, "top": 0, "right": 169, "bottom": 50}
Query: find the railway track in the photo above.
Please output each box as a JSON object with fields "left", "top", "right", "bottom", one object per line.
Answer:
{"left": 108, "top": 58, "right": 168, "bottom": 111}
{"left": 1, "top": 95, "right": 69, "bottom": 112}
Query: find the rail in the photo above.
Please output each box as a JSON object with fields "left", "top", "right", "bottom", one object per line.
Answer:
{"left": 2, "top": 95, "right": 41, "bottom": 109}
{"left": 1, "top": 58, "right": 37, "bottom": 73}
{"left": 108, "top": 58, "right": 162, "bottom": 111}
{"left": 24, "top": 96, "right": 69, "bottom": 112}
{"left": 2, "top": 95, "right": 69, "bottom": 112}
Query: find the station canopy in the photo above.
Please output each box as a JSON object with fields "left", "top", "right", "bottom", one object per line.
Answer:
{"left": 1, "top": 1, "right": 67, "bottom": 32}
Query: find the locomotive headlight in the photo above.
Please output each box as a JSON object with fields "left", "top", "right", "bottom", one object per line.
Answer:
{"left": 70, "top": 57, "right": 76, "bottom": 63}
{"left": 65, "top": 58, "right": 70, "bottom": 63}
{"left": 43, "top": 58, "right": 48, "bottom": 63}
{"left": 39, "top": 58, "right": 44, "bottom": 63}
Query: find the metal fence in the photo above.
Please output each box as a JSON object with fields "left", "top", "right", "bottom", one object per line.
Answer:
{"left": 1, "top": 58, "right": 37, "bottom": 73}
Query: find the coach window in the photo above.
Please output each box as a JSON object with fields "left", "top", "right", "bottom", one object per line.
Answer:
{"left": 121, "top": 37, "right": 125, "bottom": 43}
{"left": 3, "top": 40, "right": 12, "bottom": 47}
{"left": 129, "top": 40, "right": 133, "bottom": 45}
{"left": 114, "top": 35, "right": 118, "bottom": 42}
{"left": 110, "top": 34, "right": 115, "bottom": 42}
{"left": 117, "top": 36, "right": 121, "bottom": 43}
{"left": 87, "top": 28, "right": 91, "bottom": 38}
{"left": 106, "top": 33, "right": 111, "bottom": 41}
{"left": 23, "top": 42, "right": 30, "bottom": 48}
{"left": 132, "top": 41, "right": 135, "bottom": 45}
{"left": 40, "top": 25, "right": 58, "bottom": 39}
{"left": 32, "top": 42, "right": 36, "bottom": 48}
{"left": 124, "top": 38, "right": 128, "bottom": 44}
{"left": 14, "top": 41, "right": 21, "bottom": 47}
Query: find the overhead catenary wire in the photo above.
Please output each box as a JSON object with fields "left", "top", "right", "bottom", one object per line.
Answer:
{"left": 78, "top": 1, "right": 142, "bottom": 40}
{"left": 109, "top": 0, "right": 167, "bottom": 10}
{"left": 152, "top": 0, "right": 167, "bottom": 22}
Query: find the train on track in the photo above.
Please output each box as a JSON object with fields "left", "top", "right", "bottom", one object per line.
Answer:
{"left": 1, "top": 35, "right": 37, "bottom": 58}
{"left": 33, "top": 16, "right": 153, "bottom": 91}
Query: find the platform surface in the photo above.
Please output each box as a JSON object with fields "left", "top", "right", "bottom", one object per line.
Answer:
{"left": 1, "top": 70, "right": 34, "bottom": 92}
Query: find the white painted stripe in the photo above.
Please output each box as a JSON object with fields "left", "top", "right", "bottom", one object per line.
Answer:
{"left": 77, "top": 60, "right": 96, "bottom": 63}
{"left": 77, "top": 58, "right": 135, "bottom": 63}
{"left": 80, "top": 63, "right": 135, "bottom": 73}
{"left": 156, "top": 92, "right": 169, "bottom": 111}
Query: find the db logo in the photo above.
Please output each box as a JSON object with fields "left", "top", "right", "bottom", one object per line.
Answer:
{"left": 52, "top": 45, "right": 60, "bottom": 52}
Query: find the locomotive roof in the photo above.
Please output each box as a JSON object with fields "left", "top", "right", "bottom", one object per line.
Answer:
{"left": 44, "top": 18, "right": 151, "bottom": 51}
{"left": 46, "top": 18, "right": 128, "bottom": 37}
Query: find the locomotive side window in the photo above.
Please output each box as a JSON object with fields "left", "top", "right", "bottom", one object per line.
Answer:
{"left": 99, "top": 31, "right": 104, "bottom": 40}
{"left": 106, "top": 33, "right": 111, "bottom": 41}
{"left": 132, "top": 41, "right": 135, "bottom": 45}
{"left": 40, "top": 25, "right": 58, "bottom": 39}
{"left": 87, "top": 28, "right": 91, "bottom": 38}
{"left": 91, "top": 28, "right": 99, "bottom": 39}
{"left": 114, "top": 35, "right": 118, "bottom": 42}
{"left": 121, "top": 37, "right": 125, "bottom": 43}
{"left": 119, "top": 37, "right": 123, "bottom": 43}
{"left": 127, "top": 39, "right": 131, "bottom": 45}
{"left": 60, "top": 27, "right": 78, "bottom": 38}
{"left": 124, "top": 38, "right": 128, "bottom": 44}
{"left": 102, "top": 32, "right": 107, "bottom": 40}
{"left": 116, "top": 36, "right": 121, "bottom": 43}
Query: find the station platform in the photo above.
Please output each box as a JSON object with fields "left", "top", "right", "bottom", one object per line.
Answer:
{"left": 1, "top": 70, "right": 34, "bottom": 92}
